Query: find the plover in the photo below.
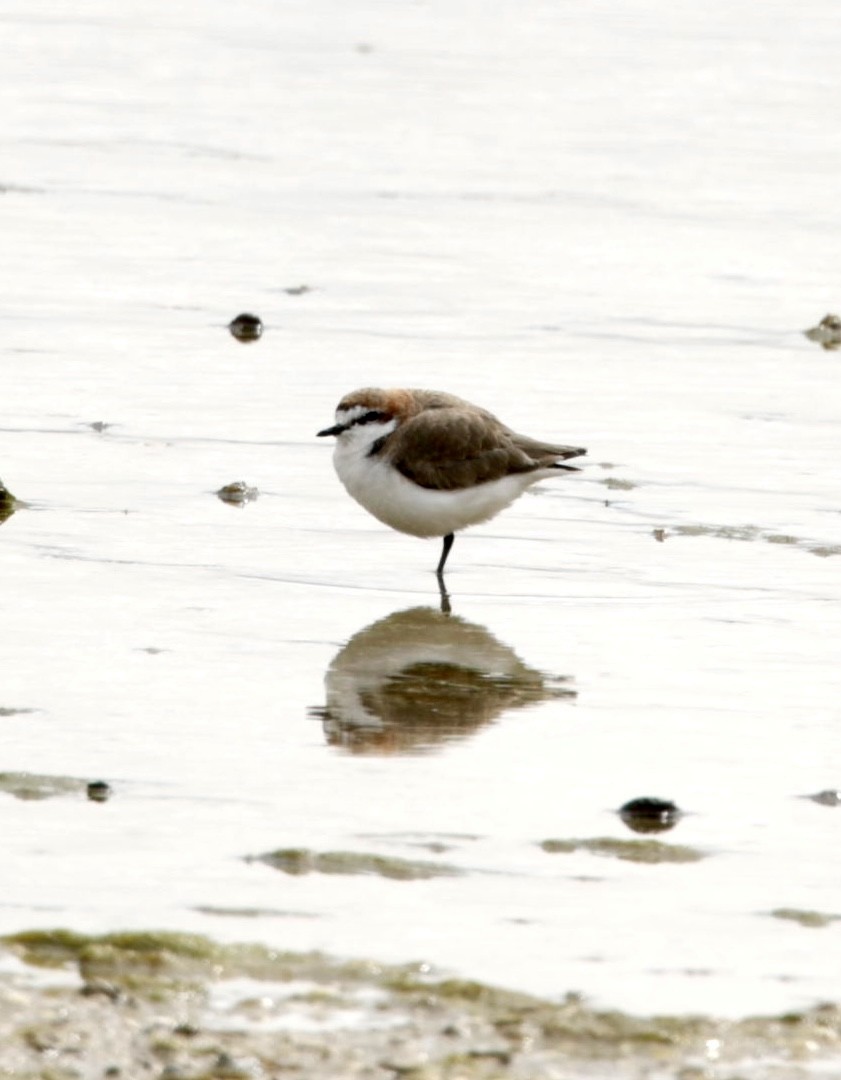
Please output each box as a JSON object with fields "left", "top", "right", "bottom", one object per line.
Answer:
{"left": 317, "top": 388, "right": 586, "bottom": 576}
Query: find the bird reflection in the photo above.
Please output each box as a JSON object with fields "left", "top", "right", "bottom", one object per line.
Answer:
{"left": 311, "top": 606, "right": 575, "bottom": 755}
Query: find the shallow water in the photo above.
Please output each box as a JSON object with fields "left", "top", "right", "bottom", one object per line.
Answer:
{"left": 1, "top": 0, "right": 840, "bottom": 1024}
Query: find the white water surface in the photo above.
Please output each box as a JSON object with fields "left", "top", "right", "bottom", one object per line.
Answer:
{"left": 2, "top": 0, "right": 841, "bottom": 1022}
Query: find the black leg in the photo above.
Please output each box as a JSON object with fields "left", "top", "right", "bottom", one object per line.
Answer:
{"left": 436, "top": 532, "right": 455, "bottom": 577}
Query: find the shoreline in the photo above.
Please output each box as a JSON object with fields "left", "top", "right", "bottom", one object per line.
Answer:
{"left": 1, "top": 930, "right": 839, "bottom": 1079}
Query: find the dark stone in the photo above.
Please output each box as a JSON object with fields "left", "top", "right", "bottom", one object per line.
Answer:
{"left": 619, "top": 797, "right": 681, "bottom": 834}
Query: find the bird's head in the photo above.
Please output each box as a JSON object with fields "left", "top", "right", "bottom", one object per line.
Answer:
{"left": 317, "top": 388, "right": 414, "bottom": 448}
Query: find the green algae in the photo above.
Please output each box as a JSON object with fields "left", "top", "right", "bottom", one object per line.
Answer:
{"left": 386, "top": 976, "right": 532, "bottom": 1006}
{"left": 771, "top": 908, "right": 841, "bottom": 929}
{"left": 672, "top": 522, "right": 840, "bottom": 558}
{"left": 4, "top": 929, "right": 229, "bottom": 995}
{"left": 5, "top": 928, "right": 99, "bottom": 967}
{"left": 3, "top": 930, "right": 841, "bottom": 1077}
{"left": 0, "top": 772, "right": 90, "bottom": 801}
{"left": 675, "top": 523, "right": 761, "bottom": 542}
{"left": 252, "top": 847, "right": 463, "bottom": 880}
{"left": 194, "top": 905, "right": 322, "bottom": 919}
{"left": 540, "top": 836, "right": 705, "bottom": 864}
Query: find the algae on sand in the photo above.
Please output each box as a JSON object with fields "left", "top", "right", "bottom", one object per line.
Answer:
{"left": 0, "top": 772, "right": 91, "bottom": 801}
{"left": 3, "top": 931, "right": 841, "bottom": 1079}
{"left": 251, "top": 847, "right": 463, "bottom": 880}
{"left": 540, "top": 836, "right": 705, "bottom": 864}
{"left": 770, "top": 908, "right": 841, "bottom": 929}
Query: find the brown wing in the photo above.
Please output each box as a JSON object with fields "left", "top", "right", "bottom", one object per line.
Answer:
{"left": 383, "top": 408, "right": 580, "bottom": 491}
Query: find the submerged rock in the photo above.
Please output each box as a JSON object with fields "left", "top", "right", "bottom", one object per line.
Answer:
{"left": 0, "top": 477, "right": 19, "bottom": 524}
{"left": 618, "top": 797, "right": 681, "bottom": 834}
{"left": 804, "top": 313, "right": 841, "bottom": 350}
{"left": 228, "top": 313, "right": 263, "bottom": 342}
{"left": 804, "top": 789, "right": 841, "bottom": 807}
{"left": 216, "top": 481, "right": 259, "bottom": 506}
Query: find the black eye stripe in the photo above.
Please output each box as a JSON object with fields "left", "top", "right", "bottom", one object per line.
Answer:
{"left": 355, "top": 410, "right": 386, "bottom": 425}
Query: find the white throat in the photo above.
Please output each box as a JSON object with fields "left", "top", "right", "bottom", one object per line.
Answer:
{"left": 335, "top": 415, "right": 398, "bottom": 458}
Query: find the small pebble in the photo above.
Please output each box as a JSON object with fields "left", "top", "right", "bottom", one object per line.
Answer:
{"left": 213, "top": 1052, "right": 263, "bottom": 1078}
{"left": 87, "top": 780, "right": 112, "bottom": 803}
{"left": 803, "top": 313, "right": 841, "bottom": 349}
{"left": 805, "top": 789, "right": 841, "bottom": 807}
{"left": 228, "top": 313, "right": 263, "bottom": 342}
{"left": 159, "top": 1067, "right": 188, "bottom": 1080}
{"left": 653, "top": 528, "right": 667, "bottom": 542}
{"left": 216, "top": 481, "right": 259, "bottom": 506}
{"left": 379, "top": 1063, "right": 424, "bottom": 1077}
{"left": 284, "top": 284, "right": 312, "bottom": 295}
{"left": 619, "top": 797, "right": 681, "bottom": 834}
{"left": 468, "top": 1047, "right": 512, "bottom": 1065}
{"left": 380, "top": 1047, "right": 429, "bottom": 1074}
{"left": 80, "top": 978, "right": 121, "bottom": 1000}
{"left": 0, "top": 478, "right": 18, "bottom": 522}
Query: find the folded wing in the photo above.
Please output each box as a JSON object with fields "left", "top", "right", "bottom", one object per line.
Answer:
{"left": 384, "top": 408, "right": 586, "bottom": 491}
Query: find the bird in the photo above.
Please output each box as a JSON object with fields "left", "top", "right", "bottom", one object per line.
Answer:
{"left": 317, "top": 387, "right": 586, "bottom": 579}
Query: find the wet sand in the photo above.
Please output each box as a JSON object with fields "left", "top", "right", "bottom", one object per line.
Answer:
{"left": 3, "top": 0, "right": 841, "bottom": 1030}
{"left": 2, "top": 930, "right": 840, "bottom": 1080}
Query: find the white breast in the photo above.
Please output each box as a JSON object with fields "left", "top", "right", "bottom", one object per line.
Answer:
{"left": 331, "top": 422, "right": 544, "bottom": 538}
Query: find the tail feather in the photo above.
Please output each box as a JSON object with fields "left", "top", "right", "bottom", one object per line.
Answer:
{"left": 513, "top": 432, "right": 587, "bottom": 465}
